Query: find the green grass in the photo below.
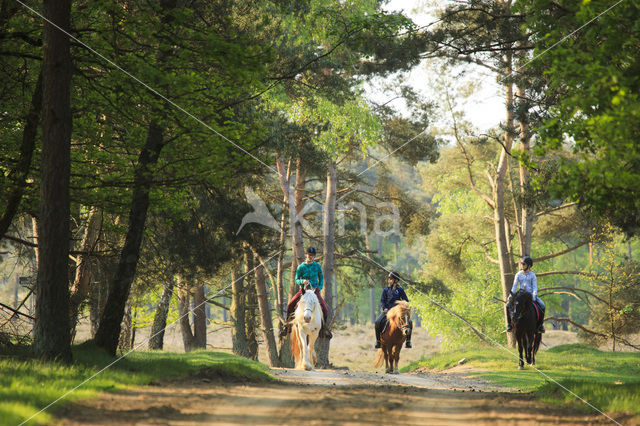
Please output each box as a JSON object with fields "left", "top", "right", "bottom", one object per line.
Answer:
{"left": 0, "top": 342, "right": 274, "bottom": 425}
{"left": 403, "top": 343, "right": 640, "bottom": 418}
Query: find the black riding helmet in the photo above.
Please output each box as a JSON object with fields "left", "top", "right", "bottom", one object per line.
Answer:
{"left": 306, "top": 247, "right": 316, "bottom": 255}
{"left": 521, "top": 256, "right": 533, "bottom": 267}
{"left": 388, "top": 271, "right": 401, "bottom": 282}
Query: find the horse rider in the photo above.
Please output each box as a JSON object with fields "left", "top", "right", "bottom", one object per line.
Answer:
{"left": 280, "top": 247, "right": 332, "bottom": 339}
{"left": 375, "top": 271, "right": 412, "bottom": 349}
{"left": 506, "top": 256, "right": 546, "bottom": 333}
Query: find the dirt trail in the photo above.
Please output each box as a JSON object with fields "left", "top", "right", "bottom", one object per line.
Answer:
{"left": 56, "top": 367, "right": 622, "bottom": 425}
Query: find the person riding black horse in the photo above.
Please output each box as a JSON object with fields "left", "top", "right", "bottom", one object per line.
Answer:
{"left": 280, "top": 246, "right": 332, "bottom": 339}
{"left": 507, "top": 256, "right": 546, "bottom": 333}
{"left": 375, "top": 271, "right": 412, "bottom": 349}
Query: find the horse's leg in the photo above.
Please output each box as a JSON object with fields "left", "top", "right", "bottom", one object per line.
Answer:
{"left": 308, "top": 331, "right": 318, "bottom": 369}
{"left": 517, "top": 335, "right": 524, "bottom": 370}
{"left": 526, "top": 333, "right": 533, "bottom": 365}
{"left": 383, "top": 346, "right": 390, "bottom": 373}
{"left": 296, "top": 326, "right": 308, "bottom": 370}
{"left": 394, "top": 345, "right": 401, "bottom": 374}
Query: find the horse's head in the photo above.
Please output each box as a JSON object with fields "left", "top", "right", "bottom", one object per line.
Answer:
{"left": 390, "top": 301, "right": 411, "bottom": 337}
{"left": 512, "top": 290, "right": 532, "bottom": 323}
{"left": 300, "top": 289, "right": 318, "bottom": 323}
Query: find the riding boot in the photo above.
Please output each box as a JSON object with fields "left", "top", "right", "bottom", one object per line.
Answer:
{"left": 537, "top": 305, "right": 546, "bottom": 333}
{"left": 375, "top": 329, "right": 381, "bottom": 348}
{"left": 506, "top": 306, "right": 513, "bottom": 332}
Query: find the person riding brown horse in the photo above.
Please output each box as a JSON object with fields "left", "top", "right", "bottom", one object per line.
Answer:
{"left": 374, "top": 271, "right": 412, "bottom": 349}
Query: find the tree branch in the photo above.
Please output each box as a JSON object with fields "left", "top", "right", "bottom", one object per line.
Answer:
{"left": 533, "top": 241, "right": 589, "bottom": 263}
{"left": 536, "top": 270, "right": 610, "bottom": 284}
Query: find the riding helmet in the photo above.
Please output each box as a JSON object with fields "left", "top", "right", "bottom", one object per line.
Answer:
{"left": 388, "top": 271, "right": 401, "bottom": 282}
{"left": 521, "top": 256, "right": 533, "bottom": 267}
{"left": 306, "top": 246, "right": 316, "bottom": 255}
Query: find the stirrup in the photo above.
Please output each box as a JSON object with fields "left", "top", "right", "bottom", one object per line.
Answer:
{"left": 405, "top": 341, "right": 412, "bottom": 348}
{"left": 375, "top": 341, "right": 381, "bottom": 349}
{"left": 506, "top": 325, "right": 513, "bottom": 332}
{"left": 538, "top": 325, "right": 545, "bottom": 333}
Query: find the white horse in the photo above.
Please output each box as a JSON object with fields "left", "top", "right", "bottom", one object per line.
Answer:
{"left": 290, "top": 289, "right": 322, "bottom": 370}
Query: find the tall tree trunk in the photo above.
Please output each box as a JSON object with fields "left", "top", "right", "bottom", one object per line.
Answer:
{"left": 253, "top": 252, "right": 280, "bottom": 366}
{"left": 275, "top": 157, "right": 297, "bottom": 367}
{"left": 517, "top": 81, "right": 534, "bottom": 258}
{"left": 95, "top": 122, "right": 164, "bottom": 355}
{"left": 177, "top": 277, "right": 196, "bottom": 352}
{"left": 496, "top": 53, "right": 516, "bottom": 347}
{"left": 230, "top": 266, "right": 249, "bottom": 357}
{"left": 244, "top": 249, "right": 258, "bottom": 360}
{"left": 0, "top": 72, "right": 42, "bottom": 242}
{"left": 192, "top": 281, "right": 206, "bottom": 349}
{"left": 316, "top": 160, "right": 336, "bottom": 367}
{"left": 276, "top": 205, "right": 287, "bottom": 322}
{"left": 149, "top": 279, "right": 174, "bottom": 350}
{"left": 118, "top": 303, "right": 132, "bottom": 352}
{"left": 33, "top": 0, "right": 73, "bottom": 362}
{"left": 70, "top": 206, "right": 102, "bottom": 340}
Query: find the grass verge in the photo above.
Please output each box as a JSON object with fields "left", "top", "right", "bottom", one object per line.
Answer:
{"left": 0, "top": 342, "right": 273, "bottom": 425}
{"left": 403, "top": 343, "right": 640, "bottom": 418}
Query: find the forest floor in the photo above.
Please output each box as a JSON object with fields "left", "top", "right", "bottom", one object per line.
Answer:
{"left": 54, "top": 325, "right": 637, "bottom": 425}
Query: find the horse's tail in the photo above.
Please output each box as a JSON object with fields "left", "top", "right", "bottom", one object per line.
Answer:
{"left": 374, "top": 348, "right": 384, "bottom": 368}
{"left": 290, "top": 323, "right": 301, "bottom": 365}
{"left": 533, "top": 330, "right": 542, "bottom": 354}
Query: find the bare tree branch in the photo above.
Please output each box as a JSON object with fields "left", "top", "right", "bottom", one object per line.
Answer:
{"left": 533, "top": 241, "right": 589, "bottom": 263}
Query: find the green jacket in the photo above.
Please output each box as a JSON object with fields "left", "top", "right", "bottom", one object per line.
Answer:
{"left": 295, "top": 261, "right": 323, "bottom": 290}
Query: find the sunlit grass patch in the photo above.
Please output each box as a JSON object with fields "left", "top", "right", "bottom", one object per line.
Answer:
{"left": 0, "top": 342, "right": 273, "bottom": 425}
{"left": 404, "top": 343, "right": 640, "bottom": 417}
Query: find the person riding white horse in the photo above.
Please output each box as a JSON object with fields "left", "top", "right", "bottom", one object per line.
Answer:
{"left": 291, "top": 287, "right": 322, "bottom": 370}
{"left": 281, "top": 246, "right": 332, "bottom": 339}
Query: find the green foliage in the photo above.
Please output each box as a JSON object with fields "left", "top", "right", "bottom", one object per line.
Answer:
{"left": 579, "top": 229, "right": 640, "bottom": 349}
{"left": 405, "top": 344, "right": 640, "bottom": 417}
{"left": 526, "top": 0, "right": 640, "bottom": 235}
{"left": 0, "top": 343, "right": 273, "bottom": 425}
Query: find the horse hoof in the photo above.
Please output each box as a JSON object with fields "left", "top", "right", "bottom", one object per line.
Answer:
{"left": 518, "top": 365, "right": 524, "bottom": 370}
{"left": 394, "top": 370, "right": 399, "bottom": 375}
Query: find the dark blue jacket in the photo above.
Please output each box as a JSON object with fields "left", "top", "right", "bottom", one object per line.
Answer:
{"left": 380, "top": 285, "right": 409, "bottom": 311}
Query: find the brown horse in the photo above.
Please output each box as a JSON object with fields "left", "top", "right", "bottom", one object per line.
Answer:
{"left": 374, "top": 301, "right": 411, "bottom": 374}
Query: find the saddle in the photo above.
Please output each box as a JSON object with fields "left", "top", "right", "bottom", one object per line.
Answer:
{"left": 533, "top": 301, "right": 542, "bottom": 322}
{"left": 381, "top": 319, "right": 389, "bottom": 335}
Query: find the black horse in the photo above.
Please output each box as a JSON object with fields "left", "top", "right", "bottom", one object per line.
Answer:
{"left": 511, "top": 290, "right": 542, "bottom": 369}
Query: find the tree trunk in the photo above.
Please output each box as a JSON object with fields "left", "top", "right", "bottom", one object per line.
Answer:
{"left": 496, "top": 54, "right": 516, "bottom": 347}
{"left": 275, "top": 157, "right": 297, "bottom": 367}
{"left": 276, "top": 205, "right": 287, "bottom": 323}
{"left": 253, "top": 252, "right": 280, "bottom": 366}
{"left": 244, "top": 249, "right": 259, "bottom": 361}
{"left": 177, "top": 278, "right": 196, "bottom": 352}
{"left": 0, "top": 72, "right": 42, "bottom": 242}
{"left": 70, "top": 206, "right": 102, "bottom": 340}
{"left": 230, "top": 266, "right": 249, "bottom": 357}
{"left": 517, "top": 81, "right": 534, "bottom": 258}
{"left": 95, "top": 122, "right": 164, "bottom": 355}
{"left": 316, "top": 160, "right": 336, "bottom": 367}
{"left": 33, "top": 0, "right": 73, "bottom": 362}
{"left": 149, "top": 279, "right": 174, "bottom": 350}
{"left": 118, "top": 303, "right": 132, "bottom": 352}
{"left": 193, "top": 282, "right": 207, "bottom": 349}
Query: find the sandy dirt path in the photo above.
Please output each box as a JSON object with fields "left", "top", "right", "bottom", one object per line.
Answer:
{"left": 56, "top": 367, "right": 624, "bottom": 425}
